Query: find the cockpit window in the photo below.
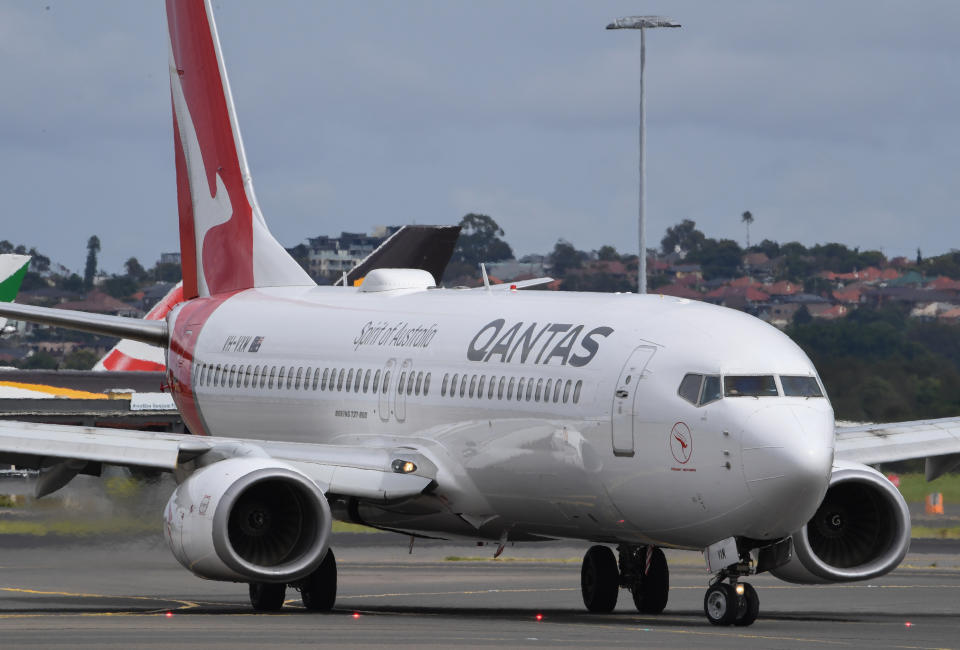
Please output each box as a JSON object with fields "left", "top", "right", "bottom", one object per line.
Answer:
{"left": 780, "top": 375, "right": 823, "bottom": 398}
{"left": 678, "top": 374, "right": 702, "bottom": 405}
{"left": 724, "top": 375, "right": 778, "bottom": 397}
{"left": 701, "top": 375, "right": 722, "bottom": 405}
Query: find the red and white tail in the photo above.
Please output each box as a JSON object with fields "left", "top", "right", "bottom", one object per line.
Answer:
{"left": 167, "top": 0, "right": 313, "bottom": 299}
{"left": 93, "top": 282, "right": 185, "bottom": 372}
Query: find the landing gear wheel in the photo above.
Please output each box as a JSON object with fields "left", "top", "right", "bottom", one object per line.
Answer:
{"left": 301, "top": 549, "right": 338, "bottom": 612}
{"left": 703, "top": 583, "right": 737, "bottom": 626}
{"left": 581, "top": 545, "right": 619, "bottom": 612}
{"left": 249, "top": 582, "right": 286, "bottom": 612}
{"left": 630, "top": 547, "right": 669, "bottom": 614}
{"left": 733, "top": 582, "right": 759, "bottom": 627}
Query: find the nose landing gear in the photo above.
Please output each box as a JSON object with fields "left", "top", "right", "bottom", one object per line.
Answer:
{"left": 704, "top": 578, "right": 759, "bottom": 626}
{"left": 579, "top": 544, "right": 670, "bottom": 614}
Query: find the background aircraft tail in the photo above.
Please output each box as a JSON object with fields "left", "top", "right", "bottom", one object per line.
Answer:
{"left": 0, "top": 254, "right": 31, "bottom": 334}
{"left": 166, "top": 0, "right": 313, "bottom": 300}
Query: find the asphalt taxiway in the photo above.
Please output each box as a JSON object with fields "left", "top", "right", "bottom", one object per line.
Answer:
{"left": 0, "top": 533, "right": 957, "bottom": 649}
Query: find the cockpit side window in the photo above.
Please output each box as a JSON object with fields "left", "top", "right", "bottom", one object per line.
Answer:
{"left": 724, "top": 375, "right": 778, "bottom": 397}
{"left": 678, "top": 373, "right": 703, "bottom": 405}
{"left": 780, "top": 375, "right": 823, "bottom": 398}
{"left": 700, "top": 375, "right": 722, "bottom": 405}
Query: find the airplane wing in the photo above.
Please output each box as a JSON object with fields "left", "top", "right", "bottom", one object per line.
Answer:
{"left": 0, "top": 420, "right": 435, "bottom": 501}
{"left": 835, "top": 416, "right": 960, "bottom": 481}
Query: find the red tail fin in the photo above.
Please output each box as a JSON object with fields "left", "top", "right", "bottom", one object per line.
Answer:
{"left": 166, "top": 0, "right": 313, "bottom": 299}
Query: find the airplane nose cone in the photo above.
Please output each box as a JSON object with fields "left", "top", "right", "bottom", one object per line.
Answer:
{"left": 740, "top": 404, "right": 834, "bottom": 537}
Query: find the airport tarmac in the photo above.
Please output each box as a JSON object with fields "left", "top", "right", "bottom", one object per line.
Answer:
{"left": 0, "top": 532, "right": 957, "bottom": 649}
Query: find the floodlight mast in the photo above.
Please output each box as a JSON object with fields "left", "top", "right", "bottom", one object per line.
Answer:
{"left": 606, "top": 16, "right": 680, "bottom": 294}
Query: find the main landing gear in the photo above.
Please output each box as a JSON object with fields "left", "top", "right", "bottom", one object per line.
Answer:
{"left": 248, "top": 549, "right": 338, "bottom": 612}
{"left": 580, "top": 544, "right": 669, "bottom": 614}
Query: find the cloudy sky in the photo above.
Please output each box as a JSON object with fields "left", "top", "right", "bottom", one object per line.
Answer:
{"left": 2, "top": 1, "right": 958, "bottom": 274}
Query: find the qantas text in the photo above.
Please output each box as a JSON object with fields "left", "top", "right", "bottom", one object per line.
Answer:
{"left": 468, "top": 319, "right": 613, "bottom": 367}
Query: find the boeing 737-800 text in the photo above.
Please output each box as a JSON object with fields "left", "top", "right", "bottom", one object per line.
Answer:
{"left": 0, "top": 0, "right": 957, "bottom": 627}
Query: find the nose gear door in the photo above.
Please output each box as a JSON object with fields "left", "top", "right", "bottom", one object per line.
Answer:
{"left": 611, "top": 346, "right": 656, "bottom": 456}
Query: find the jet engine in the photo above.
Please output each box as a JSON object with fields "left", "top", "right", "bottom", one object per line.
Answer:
{"left": 164, "top": 457, "right": 332, "bottom": 583}
{"left": 771, "top": 460, "right": 911, "bottom": 584}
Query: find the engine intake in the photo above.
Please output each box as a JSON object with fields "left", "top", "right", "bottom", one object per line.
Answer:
{"left": 771, "top": 461, "right": 911, "bottom": 584}
{"left": 165, "top": 458, "right": 332, "bottom": 583}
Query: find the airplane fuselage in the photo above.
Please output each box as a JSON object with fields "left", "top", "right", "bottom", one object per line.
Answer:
{"left": 166, "top": 283, "right": 835, "bottom": 550}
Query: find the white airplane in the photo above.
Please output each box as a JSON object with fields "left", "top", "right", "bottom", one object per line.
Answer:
{"left": 1, "top": 0, "right": 958, "bottom": 627}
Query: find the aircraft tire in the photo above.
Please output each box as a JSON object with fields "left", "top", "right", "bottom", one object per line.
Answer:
{"left": 733, "top": 582, "right": 759, "bottom": 627}
{"left": 249, "top": 582, "right": 286, "bottom": 612}
{"left": 631, "top": 547, "right": 669, "bottom": 614}
{"left": 703, "top": 583, "right": 737, "bottom": 626}
{"left": 301, "top": 549, "right": 338, "bottom": 612}
{"left": 581, "top": 545, "right": 619, "bottom": 613}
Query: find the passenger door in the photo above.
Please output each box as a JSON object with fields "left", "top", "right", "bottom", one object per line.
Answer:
{"left": 611, "top": 346, "right": 656, "bottom": 456}
{"left": 378, "top": 358, "right": 396, "bottom": 422}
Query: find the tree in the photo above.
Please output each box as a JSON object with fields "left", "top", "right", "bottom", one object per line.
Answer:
{"left": 124, "top": 257, "right": 146, "bottom": 281}
{"left": 103, "top": 275, "right": 138, "bottom": 299}
{"left": 549, "top": 240, "right": 585, "bottom": 276}
{"left": 660, "top": 219, "right": 705, "bottom": 257}
{"left": 84, "top": 235, "right": 101, "bottom": 289}
{"left": 597, "top": 245, "right": 620, "bottom": 261}
{"left": 689, "top": 238, "right": 743, "bottom": 280}
{"left": 452, "top": 214, "right": 513, "bottom": 267}
{"left": 62, "top": 349, "right": 99, "bottom": 370}
{"left": 27, "top": 247, "right": 50, "bottom": 273}
{"left": 741, "top": 211, "right": 754, "bottom": 248}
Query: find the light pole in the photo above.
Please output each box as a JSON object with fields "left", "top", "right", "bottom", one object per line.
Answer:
{"left": 606, "top": 16, "right": 680, "bottom": 294}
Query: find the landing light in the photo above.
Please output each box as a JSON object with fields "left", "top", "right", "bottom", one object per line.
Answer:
{"left": 735, "top": 584, "right": 745, "bottom": 596}
{"left": 391, "top": 459, "right": 417, "bottom": 474}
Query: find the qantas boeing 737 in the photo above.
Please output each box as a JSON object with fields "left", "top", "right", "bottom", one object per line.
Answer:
{"left": 2, "top": 0, "right": 959, "bottom": 627}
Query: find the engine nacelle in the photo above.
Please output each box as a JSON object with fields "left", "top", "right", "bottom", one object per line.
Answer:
{"left": 164, "top": 457, "right": 332, "bottom": 583}
{"left": 771, "top": 460, "right": 910, "bottom": 584}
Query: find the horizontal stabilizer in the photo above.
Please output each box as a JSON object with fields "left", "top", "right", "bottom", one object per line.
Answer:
{"left": 472, "top": 277, "right": 555, "bottom": 291}
{"left": 0, "top": 302, "right": 167, "bottom": 346}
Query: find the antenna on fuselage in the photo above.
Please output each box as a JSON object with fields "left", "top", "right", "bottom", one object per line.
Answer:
{"left": 480, "top": 263, "right": 491, "bottom": 292}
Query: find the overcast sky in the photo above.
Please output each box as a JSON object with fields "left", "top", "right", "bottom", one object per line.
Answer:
{"left": 2, "top": 1, "right": 958, "bottom": 274}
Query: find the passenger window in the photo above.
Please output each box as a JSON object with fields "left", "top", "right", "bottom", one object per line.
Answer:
{"left": 372, "top": 369, "right": 381, "bottom": 393}
{"left": 441, "top": 373, "right": 449, "bottom": 397}
{"left": 498, "top": 376, "right": 505, "bottom": 400}
{"left": 321, "top": 368, "right": 330, "bottom": 391}
{"left": 563, "top": 379, "right": 572, "bottom": 403}
{"left": 346, "top": 368, "right": 354, "bottom": 392}
{"left": 295, "top": 367, "right": 303, "bottom": 390}
{"left": 259, "top": 365, "right": 267, "bottom": 389}
{"left": 268, "top": 366, "right": 276, "bottom": 389}
{"left": 477, "top": 375, "right": 485, "bottom": 399}
{"left": 363, "top": 369, "right": 371, "bottom": 393}
{"left": 701, "top": 375, "right": 722, "bottom": 405}
{"left": 460, "top": 374, "right": 467, "bottom": 398}
{"left": 451, "top": 374, "right": 459, "bottom": 398}
{"left": 303, "top": 367, "right": 311, "bottom": 390}
{"left": 382, "top": 370, "right": 390, "bottom": 394}
{"left": 553, "top": 379, "right": 561, "bottom": 403}
{"left": 337, "top": 368, "right": 345, "bottom": 391}
{"left": 398, "top": 371, "right": 407, "bottom": 394}
{"left": 487, "top": 376, "right": 495, "bottom": 399}
{"left": 724, "top": 375, "right": 778, "bottom": 397}
{"left": 516, "top": 378, "right": 525, "bottom": 401}
{"left": 678, "top": 373, "right": 703, "bottom": 405}
{"left": 469, "top": 375, "right": 477, "bottom": 398}
{"left": 406, "top": 372, "right": 414, "bottom": 396}
{"left": 424, "top": 372, "right": 431, "bottom": 395}
{"left": 781, "top": 375, "right": 823, "bottom": 398}
{"left": 573, "top": 380, "right": 582, "bottom": 403}
{"left": 535, "top": 378, "right": 543, "bottom": 402}
{"left": 244, "top": 366, "right": 252, "bottom": 388}
{"left": 277, "top": 366, "right": 286, "bottom": 389}
{"left": 544, "top": 378, "right": 552, "bottom": 402}
{"left": 507, "top": 377, "right": 515, "bottom": 400}
{"left": 312, "top": 368, "right": 320, "bottom": 391}
{"left": 222, "top": 365, "right": 229, "bottom": 388}
{"left": 415, "top": 371, "right": 423, "bottom": 395}
{"left": 525, "top": 379, "right": 533, "bottom": 401}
